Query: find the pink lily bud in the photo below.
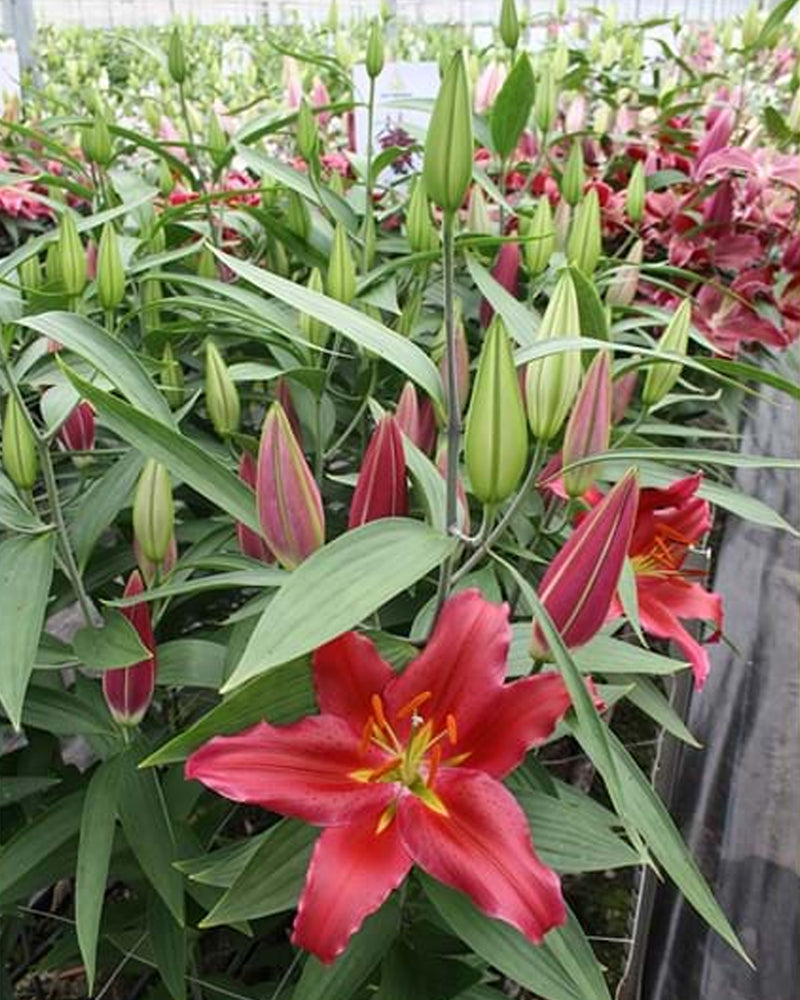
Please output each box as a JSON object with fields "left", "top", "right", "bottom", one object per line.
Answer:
{"left": 257, "top": 402, "right": 325, "bottom": 569}
{"left": 348, "top": 416, "right": 408, "bottom": 528}
{"left": 418, "top": 396, "right": 438, "bottom": 456}
{"left": 439, "top": 313, "right": 470, "bottom": 416}
{"left": 134, "top": 533, "right": 178, "bottom": 587}
{"left": 531, "top": 470, "right": 639, "bottom": 659}
{"left": 562, "top": 352, "right": 612, "bottom": 498}
{"left": 564, "top": 94, "right": 587, "bottom": 134}
{"left": 102, "top": 571, "right": 157, "bottom": 727}
{"left": 57, "top": 401, "right": 95, "bottom": 454}
{"left": 435, "top": 443, "right": 470, "bottom": 534}
{"left": 395, "top": 381, "right": 421, "bottom": 446}
{"left": 236, "top": 452, "right": 275, "bottom": 564}
{"left": 283, "top": 57, "right": 303, "bottom": 111}
{"left": 310, "top": 76, "right": 331, "bottom": 127}
{"left": 480, "top": 241, "right": 521, "bottom": 328}
{"left": 474, "top": 61, "right": 507, "bottom": 114}
{"left": 612, "top": 370, "right": 638, "bottom": 424}
{"left": 276, "top": 377, "right": 303, "bottom": 448}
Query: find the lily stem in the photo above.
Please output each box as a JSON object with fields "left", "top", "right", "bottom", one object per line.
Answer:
{"left": 433, "top": 210, "right": 460, "bottom": 621}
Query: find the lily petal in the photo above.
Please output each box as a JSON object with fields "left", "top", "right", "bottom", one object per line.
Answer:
{"left": 638, "top": 577, "right": 723, "bottom": 690}
{"left": 399, "top": 769, "right": 566, "bottom": 943}
{"left": 292, "top": 806, "right": 412, "bottom": 964}
{"left": 312, "top": 632, "right": 395, "bottom": 732}
{"left": 384, "top": 590, "right": 511, "bottom": 742}
{"left": 460, "top": 673, "right": 597, "bottom": 778}
{"left": 185, "top": 718, "right": 393, "bottom": 825}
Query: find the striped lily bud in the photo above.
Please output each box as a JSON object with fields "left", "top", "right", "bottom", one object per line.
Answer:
{"left": 236, "top": 451, "right": 275, "bottom": 564}
{"left": 395, "top": 381, "right": 421, "bottom": 447}
{"left": 96, "top": 222, "right": 125, "bottom": 311}
{"left": 499, "top": 0, "right": 520, "bottom": 50}
{"left": 626, "top": 161, "right": 646, "bottom": 224}
{"left": 480, "top": 241, "right": 520, "bottom": 328}
{"left": 531, "top": 470, "right": 639, "bottom": 658}
{"left": 523, "top": 198, "right": 555, "bottom": 275}
{"left": 102, "top": 571, "right": 157, "bottom": 726}
{"left": 205, "top": 339, "right": 240, "bottom": 437}
{"left": 466, "top": 185, "right": 493, "bottom": 235}
{"left": 257, "top": 402, "right": 325, "bottom": 569}
{"left": 366, "top": 17, "right": 385, "bottom": 79}
{"left": 612, "top": 370, "right": 638, "bottom": 424}
{"left": 562, "top": 352, "right": 612, "bottom": 498}
{"left": 406, "top": 176, "right": 438, "bottom": 255}
{"left": 2, "top": 394, "right": 37, "bottom": 489}
{"left": 58, "top": 212, "right": 87, "bottom": 298}
{"left": 168, "top": 26, "right": 187, "bottom": 84}
{"left": 300, "top": 268, "right": 330, "bottom": 350}
{"left": 642, "top": 299, "right": 691, "bottom": 407}
{"left": 567, "top": 188, "right": 601, "bottom": 275}
{"left": 465, "top": 317, "right": 528, "bottom": 505}
{"left": 423, "top": 51, "right": 473, "bottom": 214}
{"left": 161, "top": 342, "right": 185, "bottom": 409}
{"left": 327, "top": 223, "right": 356, "bottom": 305}
{"left": 605, "top": 239, "right": 643, "bottom": 309}
{"left": 560, "top": 142, "right": 585, "bottom": 208}
{"left": 133, "top": 460, "right": 174, "bottom": 564}
{"left": 348, "top": 416, "right": 408, "bottom": 528}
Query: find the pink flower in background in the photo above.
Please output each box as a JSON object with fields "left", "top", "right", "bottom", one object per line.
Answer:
{"left": 474, "top": 61, "right": 507, "bottom": 114}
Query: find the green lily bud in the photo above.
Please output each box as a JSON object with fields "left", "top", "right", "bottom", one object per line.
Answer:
{"left": 464, "top": 317, "right": 528, "bottom": 504}
{"left": 626, "top": 160, "right": 646, "bottom": 224}
{"left": 133, "top": 459, "right": 174, "bottom": 563}
{"left": 406, "top": 176, "right": 438, "bottom": 254}
{"left": 141, "top": 275, "right": 161, "bottom": 336}
{"left": 197, "top": 245, "right": 218, "bottom": 280}
{"left": 560, "top": 142, "right": 585, "bottom": 208}
{"left": 642, "top": 299, "right": 691, "bottom": 406}
{"left": 592, "top": 100, "right": 613, "bottom": 135}
{"left": 81, "top": 112, "right": 113, "bottom": 167}
{"left": 286, "top": 191, "right": 311, "bottom": 242}
{"left": 267, "top": 237, "right": 289, "bottom": 278}
{"left": 606, "top": 239, "right": 643, "bottom": 309}
{"left": 552, "top": 40, "right": 569, "bottom": 81}
{"left": 2, "top": 395, "right": 38, "bottom": 490}
{"left": 300, "top": 268, "right": 330, "bottom": 349}
{"left": 208, "top": 112, "right": 228, "bottom": 167}
{"left": 535, "top": 61, "right": 557, "bottom": 134}
{"left": 158, "top": 159, "right": 174, "bottom": 197}
{"left": 741, "top": 2, "right": 760, "bottom": 48}
{"left": 567, "top": 188, "right": 602, "bottom": 274}
{"left": 168, "top": 26, "right": 187, "bottom": 85}
{"left": 327, "top": 223, "right": 356, "bottom": 304}
{"left": 366, "top": 17, "right": 385, "bottom": 79}
{"left": 96, "top": 222, "right": 125, "bottom": 311}
{"left": 554, "top": 199, "right": 571, "bottom": 252}
{"left": 601, "top": 36, "right": 620, "bottom": 68}
{"left": 525, "top": 270, "right": 582, "bottom": 441}
{"left": 58, "top": 213, "right": 86, "bottom": 298}
{"left": 19, "top": 252, "right": 42, "bottom": 297}
{"left": 296, "top": 98, "right": 318, "bottom": 163}
{"left": 466, "top": 185, "right": 493, "bottom": 235}
{"left": 205, "top": 339, "right": 240, "bottom": 436}
{"left": 499, "top": 0, "right": 520, "bottom": 51}
{"left": 423, "top": 50, "right": 473, "bottom": 214}
{"left": 45, "top": 240, "right": 61, "bottom": 285}
{"left": 161, "top": 342, "right": 185, "bottom": 409}
{"left": 556, "top": 0, "right": 567, "bottom": 17}
{"left": 522, "top": 197, "right": 555, "bottom": 275}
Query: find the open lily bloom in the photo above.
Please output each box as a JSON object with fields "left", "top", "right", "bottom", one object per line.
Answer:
{"left": 609, "top": 473, "right": 722, "bottom": 689}
{"left": 186, "top": 591, "right": 586, "bottom": 963}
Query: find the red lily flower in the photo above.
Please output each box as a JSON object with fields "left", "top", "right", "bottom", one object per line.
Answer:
{"left": 186, "top": 591, "right": 580, "bottom": 963}
{"left": 610, "top": 473, "right": 722, "bottom": 689}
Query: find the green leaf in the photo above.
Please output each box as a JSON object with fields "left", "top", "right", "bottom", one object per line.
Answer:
{"left": 545, "top": 907, "right": 612, "bottom": 1000}
{"left": 212, "top": 248, "right": 445, "bottom": 410}
{"left": 176, "top": 831, "right": 271, "bottom": 887}
{"left": 623, "top": 675, "right": 701, "bottom": 747}
{"left": 0, "top": 790, "right": 84, "bottom": 903}
{"left": 117, "top": 751, "right": 185, "bottom": 925}
{"left": 292, "top": 894, "right": 401, "bottom": 1000}
{"left": 574, "top": 724, "right": 751, "bottom": 965}
{"left": 568, "top": 265, "right": 609, "bottom": 342}
{"left": 377, "top": 943, "right": 481, "bottom": 1000}
{"left": 617, "top": 558, "right": 645, "bottom": 645}
{"left": 200, "top": 819, "right": 317, "bottom": 927}
{"left": 700, "top": 356, "right": 800, "bottom": 402}
{"left": 465, "top": 254, "right": 537, "bottom": 347}
{"left": 70, "top": 449, "right": 144, "bottom": 570}
{"left": 422, "top": 876, "right": 582, "bottom": 1000}
{"left": 755, "top": 0, "right": 798, "bottom": 48}
{"left": 0, "top": 532, "right": 56, "bottom": 729}
{"left": 572, "top": 634, "right": 688, "bottom": 676}
{"left": 0, "top": 471, "right": 45, "bottom": 533}
{"left": 73, "top": 609, "right": 152, "bottom": 671}
{"left": 22, "top": 312, "right": 174, "bottom": 427}
{"left": 0, "top": 776, "right": 61, "bottom": 807}
{"left": 108, "top": 568, "right": 286, "bottom": 606}
{"left": 516, "top": 785, "right": 640, "bottom": 873}
{"left": 157, "top": 639, "right": 227, "bottom": 689}
{"left": 60, "top": 365, "right": 260, "bottom": 532}
{"left": 142, "top": 658, "right": 316, "bottom": 766}
{"left": 148, "top": 892, "right": 187, "bottom": 1000}
{"left": 491, "top": 53, "right": 536, "bottom": 160}
{"left": 224, "top": 520, "right": 456, "bottom": 692}
{"left": 76, "top": 757, "right": 121, "bottom": 993}
{"left": 21, "top": 684, "right": 116, "bottom": 735}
